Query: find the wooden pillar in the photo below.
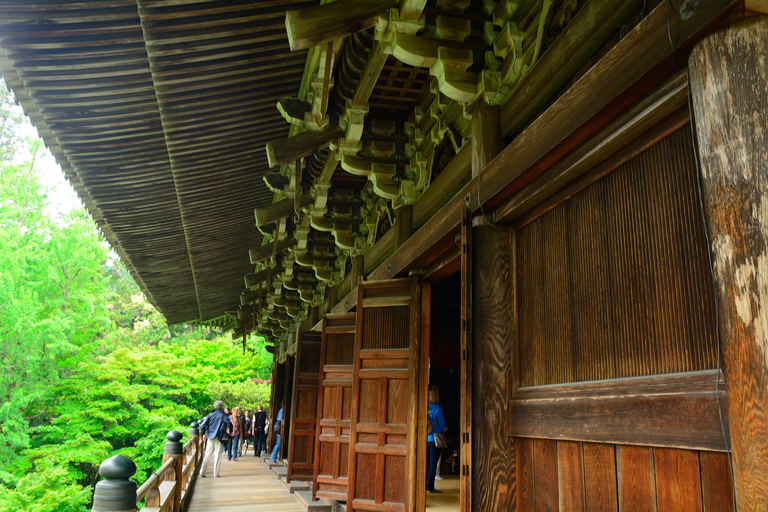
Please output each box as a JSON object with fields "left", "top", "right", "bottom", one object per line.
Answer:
{"left": 468, "top": 101, "right": 515, "bottom": 512}
{"left": 163, "top": 431, "right": 184, "bottom": 512}
{"left": 395, "top": 205, "right": 413, "bottom": 248}
{"left": 471, "top": 105, "right": 501, "bottom": 179}
{"left": 350, "top": 254, "right": 364, "bottom": 285}
{"left": 689, "top": 15, "right": 768, "bottom": 510}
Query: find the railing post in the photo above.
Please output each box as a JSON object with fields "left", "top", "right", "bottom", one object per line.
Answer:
{"left": 92, "top": 455, "right": 137, "bottom": 512}
{"left": 163, "top": 430, "right": 184, "bottom": 512}
{"left": 185, "top": 422, "right": 199, "bottom": 494}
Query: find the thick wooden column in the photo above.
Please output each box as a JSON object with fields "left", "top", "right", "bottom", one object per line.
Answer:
{"left": 689, "top": 16, "right": 768, "bottom": 510}
{"left": 472, "top": 224, "right": 516, "bottom": 512}
{"left": 470, "top": 102, "right": 516, "bottom": 512}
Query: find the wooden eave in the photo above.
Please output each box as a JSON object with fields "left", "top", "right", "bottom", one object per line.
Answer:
{"left": 0, "top": 0, "right": 313, "bottom": 324}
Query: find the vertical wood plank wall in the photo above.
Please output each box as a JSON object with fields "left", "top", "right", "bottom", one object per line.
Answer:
{"left": 484, "top": 126, "right": 734, "bottom": 511}
{"left": 514, "top": 439, "right": 733, "bottom": 512}
{"left": 516, "top": 128, "right": 718, "bottom": 386}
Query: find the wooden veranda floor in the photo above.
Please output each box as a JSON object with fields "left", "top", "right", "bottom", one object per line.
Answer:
{"left": 186, "top": 446, "right": 304, "bottom": 512}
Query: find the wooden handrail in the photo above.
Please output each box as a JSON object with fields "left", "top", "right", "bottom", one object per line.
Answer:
{"left": 136, "top": 457, "right": 176, "bottom": 505}
{"left": 92, "top": 427, "right": 202, "bottom": 512}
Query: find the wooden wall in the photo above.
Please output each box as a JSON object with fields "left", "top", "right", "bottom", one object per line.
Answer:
{"left": 515, "top": 439, "right": 733, "bottom": 511}
{"left": 516, "top": 127, "right": 718, "bottom": 386}
{"left": 471, "top": 126, "right": 732, "bottom": 511}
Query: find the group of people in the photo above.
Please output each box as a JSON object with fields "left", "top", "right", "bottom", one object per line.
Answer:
{"left": 197, "top": 390, "right": 447, "bottom": 491}
{"left": 197, "top": 401, "right": 271, "bottom": 478}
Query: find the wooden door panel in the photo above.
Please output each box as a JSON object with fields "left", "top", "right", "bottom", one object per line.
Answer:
{"left": 314, "top": 313, "right": 356, "bottom": 501}
{"left": 348, "top": 277, "right": 421, "bottom": 512}
{"left": 287, "top": 331, "right": 321, "bottom": 482}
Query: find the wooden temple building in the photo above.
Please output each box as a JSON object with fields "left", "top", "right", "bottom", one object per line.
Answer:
{"left": 1, "top": 0, "right": 767, "bottom": 510}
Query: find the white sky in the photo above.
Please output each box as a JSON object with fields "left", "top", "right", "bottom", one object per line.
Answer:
{"left": 21, "top": 121, "right": 83, "bottom": 217}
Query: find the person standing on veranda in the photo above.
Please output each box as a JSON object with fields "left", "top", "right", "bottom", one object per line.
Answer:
{"left": 270, "top": 403, "right": 284, "bottom": 462}
{"left": 198, "top": 400, "right": 232, "bottom": 478}
{"left": 228, "top": 406, "right": 242, "bottom": 461}
{"left": 252, "top": 405, "right": 267, "bottom": 456}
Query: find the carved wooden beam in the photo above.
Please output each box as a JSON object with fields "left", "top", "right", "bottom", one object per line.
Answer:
{"left": 266, "top": 125, "right": 344, "bottom": 168}
{"left": 254, "top": 196, "right": 311, "bottom": 227}
{"left": 245, "top": 265, "right": 280, "bottom": 289}
{"left": 285, "top": 0, "right": 396, "bottom": 51}
{"left": 277, "top": 97, "right": 312, "bottom": 125}
{"left": 249, "top": 237, "right": 296, "bottom": 264}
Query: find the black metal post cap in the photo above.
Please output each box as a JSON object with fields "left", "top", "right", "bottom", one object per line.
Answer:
{"left": 164, "top": 430, "right": 184, "bottom": 455}
{"left": 189, "top": 421, "right": 200, "bottom": 436}
{"left": 92, "top": 455, "right": 137, "bottom": 512}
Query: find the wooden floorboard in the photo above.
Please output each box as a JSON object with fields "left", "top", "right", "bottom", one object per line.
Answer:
{"left": 426, "top": 476, "right": 460, "bottom": 512}
{"left": 186, "top": 447, "right": 304, "bottom": 512}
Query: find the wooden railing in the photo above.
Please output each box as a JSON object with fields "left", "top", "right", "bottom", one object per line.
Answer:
{"left": 91, "top": 423, "right": 206, "bottom": 512}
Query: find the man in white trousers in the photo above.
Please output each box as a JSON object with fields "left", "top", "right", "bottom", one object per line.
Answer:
{"left": 198, "top": 400, "right": 232, "bottom": 477}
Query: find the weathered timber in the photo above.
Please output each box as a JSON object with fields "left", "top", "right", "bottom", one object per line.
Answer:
{"left": 422, "top": 244, "right": 460, "bottom": 283}
{"left": 689, "top": 15, "right": 768, "bottom": 509}
{"left": 747, "top": 0, "right": 768, "bottom": 13}
{"left": 472, "top": 224, "right": 515, "bottom": 512}
{"left": 460, "top": 209, "right": 473, "bottom": 512}
{"left": 285, "top": 0, "right": 395, "bottom": 51}
{"left": 470, "top": 105, "right": 501, "bottom": 179}
{"left": 509, "top": 370, "right": 730, "bottom": 451}
{"left": 500, "top": 0, "right": 644, "bottom": 139}
{"left": 368, "top": 0, "right": 739, "bottom": 284}
{"left": 245, "top": 265, "right": 284, "bottom": 289}
{"left": 394, "top": 205, "right": 413, "bottom": 249}
{"left": 255, "top": 197, "right": 310, "bottom": 227}
{"left": 277, "top": 97, "right": 312, "bottom": 125}
{"left": 347, "top": 278, "right": 420, "bottom": 512}
{"left": 654, "top": 448, "right": 703, "bottom": 510}
{"left": 313, "top": 313, "right": 355, "bottom": 501}
{"left": 351, "top": 41, "right": 388, "bottom": 107}
{"left": 286, "top": 330, "right": 321, "bottom": 483}
{"left": 494, "top": 70, "right": 689, "bottom": 224}
{"left": 266, "top": 125, "right": 344, "bottom": 168}
{"left": 249, "top": 238, "right": 296, "bottom": 264}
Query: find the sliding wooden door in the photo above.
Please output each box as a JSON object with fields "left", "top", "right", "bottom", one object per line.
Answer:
{"left": 347, "top": 277, "right": 423, "bottom": 512}
{"left": 313, "top": 312, "right": 356, "bottom": 501}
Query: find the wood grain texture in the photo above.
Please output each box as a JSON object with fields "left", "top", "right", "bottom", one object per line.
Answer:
{"left": 472, "top": 225, "right": 515, "bottom": 512}
{"left": 618, "top": 445, "right": 655, "bottom": 511}
{"left": 583, "top": 443, "right": 618, "bottom": 512}
{"left": 287, "top": 331, "right": 321, "bottom": 483}
{"left": 509, "top": 370, "right": 730, "bottom": 451}
{"left": 516, "top": 437, "right": 534, "bottom": 512}
{"left": 460, "top": 208, "right": 473, "bottom": 512}
{"left": 348, "top": 278, "right": 419, "bottom": 512}
{"left": 557, "top": 441, "right": 585, "bottom": 512}
{"left": 699, "top": 451, "right": 734, "bottom": 512}
{"left": 516, "top": 128, "right": 718, "bottom": 386}
{"left": 534, "top": 439, "right": 559, "bottom": 512}
{"left": 653, "top": 448, "right": 702, "bottom": 511}
{"left": 689, "top": 15, "right": 768, "bottom": 510}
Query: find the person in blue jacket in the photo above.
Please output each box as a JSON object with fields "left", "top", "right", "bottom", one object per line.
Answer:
{"left": 198, "top": 400, "right": 232, "bottom": 478}
{"left": 427, "top": 386, "right": 445, "bottom": 493}
{"left": 270, "top": 403, "right": 284, "bottom": 462}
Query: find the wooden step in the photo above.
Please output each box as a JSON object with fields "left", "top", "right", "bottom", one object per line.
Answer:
{"left": 281, "top": 477, "right": 310, "bottom": 493}
{"left": 294, "top": 491, "right": 331, "bottom": 512}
